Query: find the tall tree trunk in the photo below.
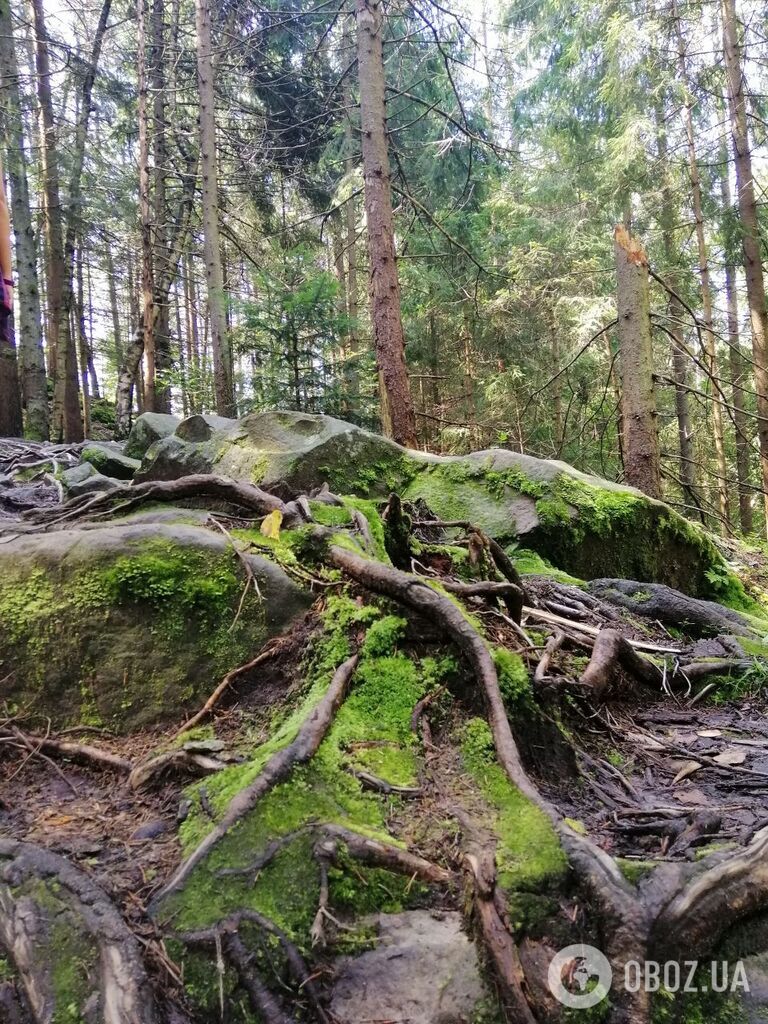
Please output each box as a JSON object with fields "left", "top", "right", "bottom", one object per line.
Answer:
{"left": 342, "top": 15, "right": 360, "bottom": 417}
{"left": 722, "top": 0, "right": 768, "bottom": 535}
{"left": 137, "top": 0, "right": 153, "bottom": 413}
{"left": 613, "top": 225, "right": 662, "bottom": 499}
{"left": 654, "top": 99, "right": 701, "bottom": 518}
{"left": 75, "top": 244, "right": 91, "bottom": 436}
{"left": 720, "top": 142, "right": 753, "bottom": 533}
{"left": 31, "top": 0, "right": 81, "bottom": 441}
{"left": 672, "top": 0, "right": 730, "bottom": 532}
{"left": 0, "top": 0, "right": 47, "bottom": 438}
{"left": 183, "top": 252, "right": 201, "bottom": 414}
{"left": 115, "top": 320, "right": 144, "bottom": 437}
{"left": 725, "top": 264, "right": 753, "bottom": 533}
{"left": 355, "top": 0, "right": 416, "bottom": 447}
{"left": 196, "top": 0, "right": 234, "bottom": 416}
{"left": 105, "top": 240, "right": 123, "bottom": 368}
{"left": 146, "top": 0, "right": 172, "bottom": 412}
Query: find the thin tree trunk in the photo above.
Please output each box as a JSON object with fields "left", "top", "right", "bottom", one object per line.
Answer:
{"left": 721, "top": 140, "right": 753, "bottom": 533}
{"left": 75, "top": 244, "right": 91, "bottom": 436}
{"left": 613, "top": 225, "right": 662, "bottom": 499}
{"left": 672, "top": 0, "right": 730, "bottom": 532}
{"left": 105, "top": 240, "right": 123, "bottom": 368}
{"left": 116, "top": 320, "right": 144, "bottom": 437}
{"left": 355, "top": 0, "right": 416, "bottom": 447}
{"left": 0, "top": 0, "right": 47, "bottom": 438}
{"left": 137, "top": 0, "right": 154, "bottom": 413}
{"left": 722, "top": 0, "right": 768, "bottom": 535}
{"left": 183, "top": 252, "right": 201, "bottom": 414}
{"left": 196, "top": 0, "right": 234, "bottom": 416}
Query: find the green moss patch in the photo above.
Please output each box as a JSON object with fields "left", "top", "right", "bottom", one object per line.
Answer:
{"left": 461, "top": 718, "right": 567, "bottom": 894}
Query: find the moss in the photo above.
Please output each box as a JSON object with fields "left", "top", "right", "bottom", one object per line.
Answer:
{"left": 529, "top": 476, "right": 730, "bottom": 597}
{"left": 308, "top": 501, "right": 353, "bottom": 528}
{"left": 361, "top": 615, "right": 407, "bottom": 657}
{"left": 511, "top": 548, "right": 585, "bottom": 586}
{"left": 617, "top": 858, "right": 655, "bottom": 884}
{"left": 0, "top": 539, "right": 271, "bottom": 729}
{"left": 461, "top": 718, "right": 567, "bottom": 895}
{"left": 493, "top": 648, "right": 532, "bottom": 713}
{"left": 651, "top": 983, "right": 749, "bottom": 1024}
{"left": 162, "top": 600, "right": 432, "bottom": 968}
{"left": 317, "top": 450, "right": 416, "bottom": 497}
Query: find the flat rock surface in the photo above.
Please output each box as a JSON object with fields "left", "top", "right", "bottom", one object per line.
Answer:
{"left": 330, "top": 911, "right": 486, "bottom": 1024}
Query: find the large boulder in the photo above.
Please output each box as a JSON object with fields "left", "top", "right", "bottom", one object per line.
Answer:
{"left": 123, "top": 412, "right": 180, "bottom": 460}
{"left": 133, "top": 411, "right": 730, "bottom": 598}
{"left": 0, "top": 521, "right": 311, "bottom": 730}
{"left": 80, "top": 442, "right": 140, "bottom": 480}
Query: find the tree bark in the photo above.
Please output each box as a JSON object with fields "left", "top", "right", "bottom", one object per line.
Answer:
{"left": 613, "top": 225, "right": 662, "bottom": 499}
{"left": 196, "top": 0, "right": 234, "bottom": 416}
{"left": 722, "top": 0, "right": 768, "bottom": 535}
{"left": 672, "top": 0, "right": 730, "bottom": 532}
{"left": 654, "top": 99, "right": 701, "bottom": 518}
{"left": 31, "top": 0, "right": 81, "bottom": 441}
{"left": 0, "top": 0, "right": 47, "bottom": 439}
{"left": 355, "top": 0, "right": 416, "bottom": 447}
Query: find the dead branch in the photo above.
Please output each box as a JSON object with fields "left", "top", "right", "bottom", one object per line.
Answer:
{"left": 153, "top": 654, "right": 359, "bottom": 904}
{"left": 171, "top": 639, "right": 283, "bottom": 740}
{"left": 0, "top": 728, "right": 132, "bottom": 774}
{"left": 534, "top": 631, "right": 565, "bottom": 683}
{"left": 129, "top": 749, "right": 225, "bottom": 791}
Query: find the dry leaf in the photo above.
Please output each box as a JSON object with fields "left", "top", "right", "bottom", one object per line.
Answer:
{"left": 260, "top": 509, "right": 283, "bottom": 540}
{"left": 672, "top": 760, "right": 702, "bottom": 784}
{"left": 713, "top": 747, "right": 747, "bottom": 766}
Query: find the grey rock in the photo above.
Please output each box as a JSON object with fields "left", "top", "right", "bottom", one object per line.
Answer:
{"left": 130, "top": 410, "right": 729, "bottom": 595}
{"left": 60, "top": 462, "right": 122, "bottom": 498}
{"left": 131, "top": 819, "right": 169, "bottom": 841}
{"left": 588, "top": 579, "right": 751, "bottom": 637}
{"left": 81, "top": 442, "right": 140, "bottom": 480}
{"left": 0, "top": 521, "right": 311, "bottom": 730}
{"left": 124, "top": 412, "right": 180, "bottom": 460}
{"left": 330, "top": 911, "right": 488, "bottom": 1024}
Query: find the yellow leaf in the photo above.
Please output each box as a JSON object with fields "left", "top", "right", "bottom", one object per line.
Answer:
{"left": 260, "top": 509, "right": 283, "bottom": 540}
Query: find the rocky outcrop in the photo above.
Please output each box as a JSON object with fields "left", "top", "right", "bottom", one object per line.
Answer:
{"left": 0, "top": 520, "right": 311, "bottom": 729}
{"left": 330, "top": 911, "right": 487, "bottom": 1024}
{"left": 130, "top": 409, "right": 732, "bottom": 597}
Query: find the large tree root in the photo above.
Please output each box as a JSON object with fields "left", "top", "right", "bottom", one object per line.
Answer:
{"left": 28, "top": 474, "right": 303, "bottom": 529}
{"left": 580, "top": 628, "right": 753, "bottom": 699}
{"left": 0, "top": 839, "right": 156, "bottom": 1024}
{"left": 153, "top": 653, "right": 359, "bottom": 904}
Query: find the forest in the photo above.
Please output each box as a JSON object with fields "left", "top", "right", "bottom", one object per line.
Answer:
{"left": 5, "top": 0, "right": 768, "bottom": 1022}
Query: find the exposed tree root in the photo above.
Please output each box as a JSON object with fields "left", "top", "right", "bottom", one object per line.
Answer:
{"left": 438, "top": 578, "right": 524, "bottom": 622}
{"left": 129, "top": 749, "right": 225, "bottom": 791}
{"left": 0, "top": 726, "right": 132, "bottom": 774}
{"left": 314, "top": 823, "right": 451, "bottom": 884}
{"left": 28, "top": 474, "right": 303, "bottom": 529}
{"left": 580, "top": 628, "right": 754, "bottom": 699}
{"left": 177, "top": 909, "right": 327, "bottom": 1024}
{"left": 453, "top": 808, "right": 538, "bottom": 1023}
{"left": 0, "top": 839, "right": 156, "bottom": 1024}
{"left": 153, "top": 654, "right": 359, "bottom": 904}
{"left": 580, "top": 629, "right": 664, "bottom": 697}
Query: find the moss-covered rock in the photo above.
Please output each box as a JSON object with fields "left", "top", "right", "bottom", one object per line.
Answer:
{"left": 123, "top": 411, "right": 180, "bottom": 460}
{"left": 132, "top": 411, "right": 731, "bottom": 596}
{"left": 0, "top": 522, "right": 311, "bottom": 729}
